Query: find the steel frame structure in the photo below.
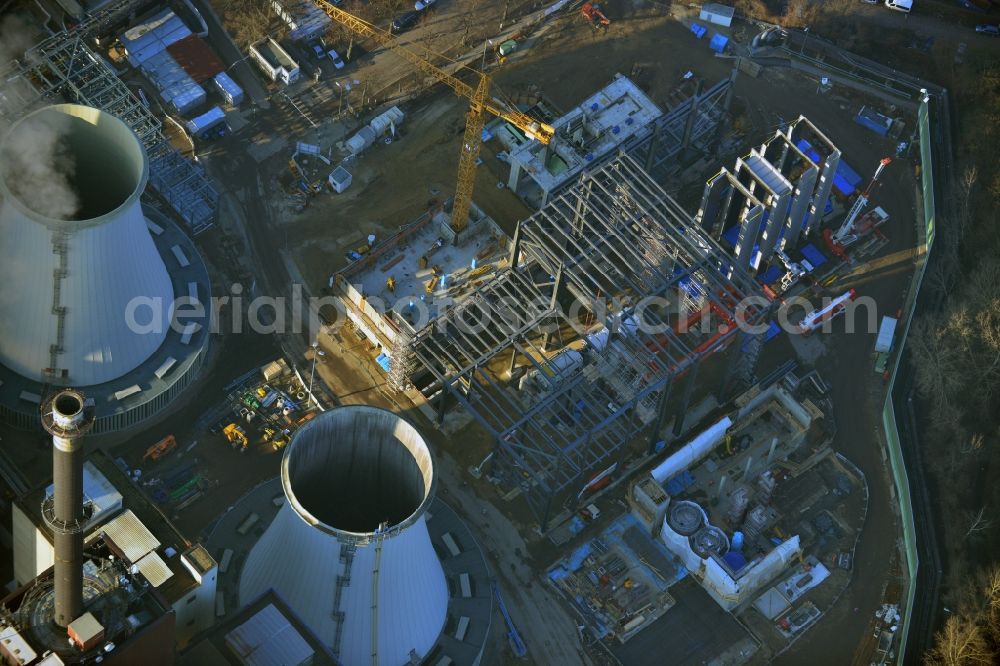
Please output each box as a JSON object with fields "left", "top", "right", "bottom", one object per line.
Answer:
{"left": 0, "top": 0, "right": 217, "bottom": 235}
{"left": 409, "top": 155, "right": 767, "bottom": 528}
{"left": 626, "top": 74, "right": 734, "bottom": 179}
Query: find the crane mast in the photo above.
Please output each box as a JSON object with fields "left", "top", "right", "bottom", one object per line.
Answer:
{"left": 313, "top": 1, "right": 554, "bottom": 232}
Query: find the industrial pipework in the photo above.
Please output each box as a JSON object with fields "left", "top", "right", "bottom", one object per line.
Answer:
{"left": 40, "top": 389, "right": 95, "bottom": 627}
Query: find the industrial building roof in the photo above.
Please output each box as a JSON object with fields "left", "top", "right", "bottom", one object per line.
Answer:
{"left": 181, "top": 590, "right": 340, "bottom": 666}
{"left": 224, "top": 603, "right": 315, "bottom": 666}
{"left": 337, "top": 205, "right": 509, "bottom": 345}
{"left": 508, "top": 74, "right": 662, "bottom": 194}
{"left": 100, "top": 509, "right": 161, "bottom": 562}
{"left": 167, "top": 35, "right": 225, "bottom": 85}
{"left": 15, "top": 450, "right": 204, "bottom": 605}
{"left": 120, "top": 9, "right": 193, "bottom": 68}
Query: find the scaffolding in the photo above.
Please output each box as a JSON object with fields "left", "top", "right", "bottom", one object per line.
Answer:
{"left": 0, "top": 0, "right": 218, "bottom": 235}
{"left": 410, "top": 155, "right": 767, "bottom": 528}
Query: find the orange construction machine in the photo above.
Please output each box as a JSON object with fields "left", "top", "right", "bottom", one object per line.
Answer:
{"left": 144, "top": 435, "right": 177, "bottom": 462}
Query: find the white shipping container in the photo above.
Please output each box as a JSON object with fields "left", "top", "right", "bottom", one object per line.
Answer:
{"left": 345, "top": 126, "right": 377, "bottom": 154}
{"left": 874, "top": 316, "right": 897, "bottom": 353}
{"left": 212, "top": 72, "right": 244, "bottom": 106}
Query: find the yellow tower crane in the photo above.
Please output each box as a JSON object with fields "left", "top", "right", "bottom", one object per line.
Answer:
{"left": 314, "top": 1, "right": 555, "bottom": 233}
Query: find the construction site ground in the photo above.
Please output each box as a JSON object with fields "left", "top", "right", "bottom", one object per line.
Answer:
{"left": 188, "top": 2, "right": 923, "bottom": 663}
{"left": 0, "top": 3, "right": 935, "bottom": 666}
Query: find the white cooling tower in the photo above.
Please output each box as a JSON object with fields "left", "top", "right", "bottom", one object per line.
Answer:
{"left": 240, "top": 405, "right": 448, "bottom": 666}
{"left": 0, "top": 104, "right": 174, "bottom": 386}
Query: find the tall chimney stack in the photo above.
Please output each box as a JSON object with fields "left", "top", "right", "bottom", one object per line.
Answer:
{"left": 41, "top": 389, "right": 95, "bottom": 627}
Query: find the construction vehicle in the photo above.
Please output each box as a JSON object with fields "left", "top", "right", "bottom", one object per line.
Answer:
{"left": 272, "top": 429, "right": 292, "bottom": 451}
{"left": 313, "top": 2, "right": 554, "bottom": 235}
{"left": 823, "top": 157, "right": 891, "bottom": 260}
{"left": 581, "top": 2, "right": 610, "bottom": 29}
{"left": 143, "top": 435, "right": 177, "bottom": 463}
{"left": 494, "top": 39, "right": 518, "bottom": 65}
{"left": 223, "top": 423, "right": 249, "bottom": 452}
{"left": 873, "top": 314, "right": 899, "bottom": 376}
{"left": 261, "top": 426, "right": 277, "bottom": 443}
{"left": 774, "top": 250, "right": 814, "bottom": 294}
{"left": 796, "top": 289, "right": 857, "bottom": 335}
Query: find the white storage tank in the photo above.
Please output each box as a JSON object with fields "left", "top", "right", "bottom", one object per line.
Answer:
{"left": 345, "top": 126, "right": 377, "bottom": 155}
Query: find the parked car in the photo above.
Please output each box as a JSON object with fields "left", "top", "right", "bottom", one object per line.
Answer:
{"left": 309, "top": 41, "right": 326, "bottom": 60}
{"left": 884, "top": 0, "right": 912, "bottom": 12}
{"left": 975, "top": 24, "right": 1000, "bottom": 36}
{"left": 415, "top": 0, "right": 437, "bottom": 9}
{"left": 327, "top": 49, "right": 345, "bottom": 69}
{"left": 391, "top": 10, "right": 421, "bottom": 33}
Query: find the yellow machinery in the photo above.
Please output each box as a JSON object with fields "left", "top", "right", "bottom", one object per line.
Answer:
{"left": 223, "top": 423, "right": 249, "bottom": 451}
{"left": 314, "top": 1, "right": 555, "bottom": 233}
{"left": 386, "top": 276, "right": 396, "bottom": 292}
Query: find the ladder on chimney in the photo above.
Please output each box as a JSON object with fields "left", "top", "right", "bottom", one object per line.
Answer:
{"left": 42, "top": 231, "right": 70, "bottom": 390}
{"left": 330, "top": 543, "right": 356, "bottom": 657}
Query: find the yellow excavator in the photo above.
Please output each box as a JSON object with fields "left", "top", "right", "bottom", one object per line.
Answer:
{"left": 223, "top": 423, "right": 249, "bottom": 452}
{"left": 313, "top": 1, "right": 555, "bottom": 234}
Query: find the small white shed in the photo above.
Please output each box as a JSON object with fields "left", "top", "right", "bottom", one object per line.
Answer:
{"left": 328, "top": 166, "right": 353, "bottom": 193}
{"left": 699, "top": 3, "right": 735, "bottom": 27}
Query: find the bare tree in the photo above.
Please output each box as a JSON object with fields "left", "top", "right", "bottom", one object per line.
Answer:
{"left": 964, "top": 507, "right": 992, "bottom": 540}
{"left": 925, "top": 615, "right": 995, "bottom": 665}
{"left": 224, "top": 0, "right": 273, "bottom": 48}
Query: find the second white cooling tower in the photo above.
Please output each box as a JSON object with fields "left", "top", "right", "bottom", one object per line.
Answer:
{"left": 239, "top": 405, "right": 448, "bottom": 665}
{"left": 0, "top": 104, "right": 174, "bottom": 386}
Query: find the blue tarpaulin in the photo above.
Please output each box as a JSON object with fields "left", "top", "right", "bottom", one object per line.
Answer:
{"left": 723, "top": 551, "right": 748, "bottom": 573}
{"left": 741, "top": 321, "right": 780, "bottom": 351}
{"left": 665, "top": 470, "right": 696, "bottom": 496}
{"left": 566, "top": 542, "right": 593, "bottom": 570}
{"left": 855, "top": 106, "right": 892, "bottom": 137}
{"left": 800, "top": 243, "right": 828, "bottom": 269}
{"left": 709, "top": 33, "right": 729, "bottom": 53}
{"left": 691, "top": 23, "right": 707, "bottom": 38}
{"left": 723, "top": 224, "right": 739, "bottom": 247}
{"left": 796, "top": 138, "right": 862, "bottom": 197}
{"left": 375, "top": 353, "right": 391, "bottom": 372}
{"left": 758, "top": 265, "right": 783, "bottom": 285}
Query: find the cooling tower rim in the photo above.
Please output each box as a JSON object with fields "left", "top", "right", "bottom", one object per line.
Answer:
{"left": 0, "top": 103, "right": 148, "bottom": 231}
{"left": 280, "top": 405, "right": 438, "bottom": 542}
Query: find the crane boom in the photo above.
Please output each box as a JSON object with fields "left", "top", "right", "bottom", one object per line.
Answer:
{"left": 833, "top": 157, "right": 891, "bottom": 243}
{"left": 314, "top": 1, "right": 554, "bottom": 231}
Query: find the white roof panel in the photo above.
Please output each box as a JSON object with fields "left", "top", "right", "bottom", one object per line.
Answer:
{"left": 224, "top": 603, "right": 314, "bottom": 666}
{"left": 99, "top": 509, "right": 160, "bottom": 563}
{"left": 136, "top": 551, "right": 174, "bottom": 587}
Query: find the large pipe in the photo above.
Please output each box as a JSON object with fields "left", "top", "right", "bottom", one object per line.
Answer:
{"left": 651, "top": 416, "right": 733, "bottom": 484}
{"left": 41, "top": 389, "right": 95, "bottom": 627}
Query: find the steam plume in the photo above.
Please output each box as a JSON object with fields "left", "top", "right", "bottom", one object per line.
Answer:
{"left": 1, "top": 112, "right": 81, "bottom": 220}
